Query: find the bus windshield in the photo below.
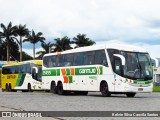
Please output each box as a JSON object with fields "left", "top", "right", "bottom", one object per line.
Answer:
{"left": 108, "top": 49, "right": 153, "bottom": 80}
{"left": 121, "top": 51, "right": 153, "bottom": 80}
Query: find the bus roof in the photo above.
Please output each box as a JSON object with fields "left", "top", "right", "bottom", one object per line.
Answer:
{"left": 2, "top": 60, "right": 42, "bottom": 67}
{"left": 43, "top": 44, "right": 147, "bottom": 57}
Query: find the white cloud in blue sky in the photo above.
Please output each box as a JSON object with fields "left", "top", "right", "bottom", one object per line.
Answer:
{"left": 0, "top": 0, "right": 160, "bottom": 57}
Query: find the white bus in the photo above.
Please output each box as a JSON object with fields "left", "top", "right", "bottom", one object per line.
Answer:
{"left": 42, "top": 44, "right": 153, "bottom": 97}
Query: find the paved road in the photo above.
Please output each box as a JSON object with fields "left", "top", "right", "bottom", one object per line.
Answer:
{"left": 0, "top": 91, "right": 160, "bottom": 120}
{"left": 0, "top": 91, "right": 159, "bottom": 111}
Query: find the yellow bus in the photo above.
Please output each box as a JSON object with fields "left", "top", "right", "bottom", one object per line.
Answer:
{"left": 1, "top": 60, "right": 43, "bottom": 92}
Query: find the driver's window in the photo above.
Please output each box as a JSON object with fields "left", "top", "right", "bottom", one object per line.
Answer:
{"left": 32, "top": 68, "right": 37, "bottom": 80}
{"left": 115, "top": 59, "right": 121, "bottom": 75}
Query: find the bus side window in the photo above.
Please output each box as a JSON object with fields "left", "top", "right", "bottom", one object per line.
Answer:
{"left": 43, "top": 56, "right": 50, "bottom": 67}
{"left": 64, "top": 54, "right": 73, "bottom": 66}
{"left": 84, "top": 51, "right": 95, "bottom": 65}
{"left": 95, "top": 50, "right": 108, "bottom": 67}
{"left": 50, "top": 56, "right": 57, "bottom": 67}
{"left": 74, "top": 52, "right": 84, "bottom": 66}
{"left": 26, "top": 64, "right": 31, "bottom": 73}
{"left": 56, "top": 55, "right": 64, "bottom": 67}
{"left": 15, "top": 66, "right": 19, "bottom": 73}
{"left": 2, "top": 67, "right": 10, "bottom": 74}
{"left": 10, "top": 66, "right": 15, "bottom": 74}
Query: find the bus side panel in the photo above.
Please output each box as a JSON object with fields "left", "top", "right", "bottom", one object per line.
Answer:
{"left": 1, "top": 74, "right": 19, "bottom": 90}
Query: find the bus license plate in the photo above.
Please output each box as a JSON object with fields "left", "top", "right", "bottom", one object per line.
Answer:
{"left": 138, "top": 88, "right": 143, "bottom": 91}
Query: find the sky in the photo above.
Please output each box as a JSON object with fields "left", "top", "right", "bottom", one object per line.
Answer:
{"left": 0, "top": 0, "right": 160, "bottom": 58}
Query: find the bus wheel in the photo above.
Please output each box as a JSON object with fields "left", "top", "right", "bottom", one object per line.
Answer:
{"left": 126, "top": 93, "right": 136, "bottom": 97}
{"left": 6, "top": 84, "right": 9, "bottom": 92}
{"left": 8, "top": 84, "right": 12, "bottom": 92}
{"left": 100, "top": 82, "right": 111, "bottom": 97}
{"left": 50, "top": 82, "right": 57, "bottom": 94}
{"left": 57, "top": 82, "right": 65, "bottom": 95}
{"left": 28, "top": 84, "right": 33, "bottom": 92}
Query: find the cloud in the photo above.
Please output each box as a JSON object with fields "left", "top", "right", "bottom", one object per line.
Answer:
{"left": 0, "top": 0, "right": 160, "bottom": 57}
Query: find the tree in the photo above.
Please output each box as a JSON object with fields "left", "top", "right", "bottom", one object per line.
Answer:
{"left": 0, "top": 22, "right": 17, "bottom": 62}
{"left": 23, "top": 30, "right": 45, "bottom": 59}
{"left": 0, "top": 39, "right": 19, "bottom": 61}
{"left": 54, "top": 36, "right": 72, "bottom": 52}
{"left": 15, "top": 24, "right": 29, "bottom": 61}
{"left": 73, "top": 33, "right": 95, "bottom": 48}
{"left": 36, "top": 42, "right": 54, "bottom": 59}
{"left": 22, "top": 51, "right": 33, "bottom": 61}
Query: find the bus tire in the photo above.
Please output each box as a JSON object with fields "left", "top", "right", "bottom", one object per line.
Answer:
{"left": 57, "top": 82, "right": 65, "bottom": 95}
{"left": 126, "top": 93, "right": 136, "bottom": 97}
{"left": 100, "top": 82, "right": 111, "bottom": 97}
{"left": 6, "top": 84, "right": 9, "bottom": 92}
{"left": 50, "top": 82, "right": 57, "bottom": 94}
{"left": 28, "top": 84, "right": 33, "bottom": 92}
{"left": 8, "top": 84, "right": 12, "bottom": 92}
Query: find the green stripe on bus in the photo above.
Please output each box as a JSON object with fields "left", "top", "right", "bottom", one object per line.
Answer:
{"left": 42, "top": 66, "right": 103, "bottom": 76}
{"left": 131, "top": 80, "right": 152, "bottom": 84}
{"left": 68, "top": 76, "right": 73, "bottom": 83}
{"left": 16, "top": 74, "right": 26, "bottom": 86}
{"left": 75, "top": 67, "right": 102, "bottom": 75}
{"left": 56, "top": 69, "right": 60, "bottom": 76}
{"left": 99, "top": 66, "right": 103, "bottom": 74}
{"left": 66, "top": 69, "right": 70, "bottom": 75}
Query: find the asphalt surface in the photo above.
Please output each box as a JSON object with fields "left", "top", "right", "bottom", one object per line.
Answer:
{"left": 0, "top": 91, "right": 160, "bottom": 120}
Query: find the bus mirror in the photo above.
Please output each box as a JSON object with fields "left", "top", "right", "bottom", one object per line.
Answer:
{"left": 113, "top": 54, "right": 125, "bottom": 66}
{"left": 32, "top": 67, "right": 38, "bottom": 73}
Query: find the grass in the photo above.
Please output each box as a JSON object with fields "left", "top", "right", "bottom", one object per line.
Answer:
{"left": 153, "top": 86, "right": 160, "bottom": 92}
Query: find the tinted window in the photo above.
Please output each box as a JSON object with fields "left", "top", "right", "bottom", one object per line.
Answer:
{"left": 95, "top": 50, "right": 108, "bottom": 66}
{"left": 74, "top": 52, "right": 84, "bottom": 66}
{"left": 19, "top": 64, "right": 31, "bottom": 73}
{"left": 84, "top": 51, "right": 95, "bottom": 65}
{"left": 43, "top": 56, "right": 57, "bottom": 67}
{"left": 2, "top": 67, "right": 11, "bottom": 74}
{"left": 64, "top": 54, "right": 73, "bottom": 66}
{"left": 56, "top": 55, "right": 64, "bottom": 67}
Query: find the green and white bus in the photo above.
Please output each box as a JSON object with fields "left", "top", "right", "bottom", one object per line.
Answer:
{"left": 42, "top": 44, "right": 153, "bottom": 97}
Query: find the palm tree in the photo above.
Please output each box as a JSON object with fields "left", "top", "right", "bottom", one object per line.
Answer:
{"left": 23, "top": 30, "right": 45, "bottom": 59}
{"left": 54, "top": 36, "right": 72, "bottom": 52}
{"left": 36, "top": 42, "right": 54, "bottom": 59}
{"left": 73, "top": 33, "right": 95, "bottom": 48}
{"left": 0, "top": 22, "right": 17, "bottom": 62}
{"left": 15, "top": 24, "right": 29, "bottom": 61}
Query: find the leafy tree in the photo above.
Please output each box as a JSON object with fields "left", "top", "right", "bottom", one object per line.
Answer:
{"left": 22, "top": 51, "right": 33, "bottom": 61}
{"left": 15, "top": 24, "right": 29, "bottom": 61}
{"left": 23, "top": 30, "right": 45, "bottom": 59}
{"left": 0, "top": 39, "right": 19, "bottom": 61}
{"left": 36, "top": 42, "right": 54, "bottom": 59}
{"left": 54, "top": 36, "right": 72, "bottom": 52}
{"left": 73, "top": 33, "right": 95, "bottom": 48}
{"left": 0, "top": 22, "right": 17, "bottom": 61}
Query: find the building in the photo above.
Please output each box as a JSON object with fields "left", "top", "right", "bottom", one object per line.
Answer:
{"left": 152, "top": 58, "right": 160, "bottom": 86}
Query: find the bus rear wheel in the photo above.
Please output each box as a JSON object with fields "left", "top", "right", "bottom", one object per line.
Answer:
{"left": 100, "top": 82, "right": 111, "bottom": 97}
{"left": 28, "top": 84, "right": 33, "bottom": 92}
{"left": 57, "top": 82, "right": 65, "bottom": 95}
{"left": 6, "top": 84, "right": 11, "bottom": 92}
{"left": 126, "top": 93, "right": 136, "bottom": 97}
{"left": 50, "top": 82, "right": 57, "bottom": 94}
